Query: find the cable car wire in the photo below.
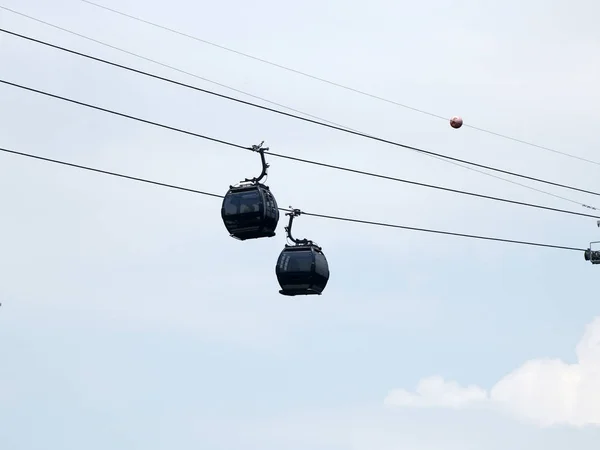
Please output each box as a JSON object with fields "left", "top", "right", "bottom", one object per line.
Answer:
{"left": 0, "top": 6, "right": 348, "bottom": 131}
{"left": 78, "top": 0, "right": 600, "bottom": 167}
{"left": 0, "top": 8, "right": 591, "bottom": 212}
{"left": 0, "top": 145, "right": 586, "bottom": 253}
{"left": 2, "top": 77, "right": 599, "bottom": 221}
{"left": 2, "top": 28, "right": 597, "bottom": 200}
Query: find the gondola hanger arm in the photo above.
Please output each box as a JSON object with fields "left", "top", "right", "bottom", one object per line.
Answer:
{"left": 244, "top": 141, "right": 270, "bottom": 184}
{"left": 285, "top": 207, "right": 313, "bottom": 246}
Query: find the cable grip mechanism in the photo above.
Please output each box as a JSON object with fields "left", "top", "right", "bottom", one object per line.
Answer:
{"left": 284, "top": 207, "right": 314, "bottom": 246}
{"left": 244, "top": 141, "right": 270, "bottom": 184}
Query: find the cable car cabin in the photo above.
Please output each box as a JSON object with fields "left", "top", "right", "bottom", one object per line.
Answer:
{"left": 221, "top": 183, "right": 279, "bottom": 240}
{"left": 584, "top": 248, "right": 600, "bottom": 264}
{"left": 276, "top": 244, "right": 329, "bottom": 296}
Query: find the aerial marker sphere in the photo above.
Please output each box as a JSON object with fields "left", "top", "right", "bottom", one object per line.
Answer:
{"left": 450, "top": 116, "right": 463, "bottom": 129}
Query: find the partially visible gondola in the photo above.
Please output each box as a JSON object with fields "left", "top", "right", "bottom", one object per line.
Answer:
{"left": 584, "top": 246, "right": 600, "bottom": 264}
{"left": 275, "top": 208, "right": 330, "bottom": 296}
{"left": 221, "top": 142, "right": 279, "bottom": 240}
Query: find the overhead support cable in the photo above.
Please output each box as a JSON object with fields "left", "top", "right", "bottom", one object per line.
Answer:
{"left": 1, "top": 28, "right": 598, "bottom": 203}
{"left": 77, "top": 0, "right": 600, "bottom": 167}
{"left": 1, "top": 77, "right": 599, "bottom": 221}
{"left": 0, "top": 145, "right": 586, "bottom": 253}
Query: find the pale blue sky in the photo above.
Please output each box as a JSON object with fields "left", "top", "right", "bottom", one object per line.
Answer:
{"left": 1, "top": 0, "right": 600, "bottom": 448}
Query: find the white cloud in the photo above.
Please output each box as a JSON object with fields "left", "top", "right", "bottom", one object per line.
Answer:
{"left": 384, "top": 317, "right": 600, "bottom": 427}
{"left": 384, "top": 375, "right": 488, "bottom": 409}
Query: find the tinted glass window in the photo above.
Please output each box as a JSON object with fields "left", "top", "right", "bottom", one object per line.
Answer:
{"left": 282, "top": 250, "right": 314, "bottom": 272}
{"left": 313, "top": 252, "right": 329, "bottom": 277}
{"left": 223, "top": 190, "right": 261, "bottom": 216}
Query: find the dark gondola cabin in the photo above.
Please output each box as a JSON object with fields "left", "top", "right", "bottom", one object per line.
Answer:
{"left": 275, "top": 208, "right": 330, "bottom": 296}
{"left": 584, "top": 247, "right": 600, "bottom": 264}
{"left": 276, "top": 244, "right": 329, "bottom": 296}
{"left": 221, "top": 142, "right": 280, "bottom": 240}
{"left": 221, "top": 183, "right": 279, "bottom": 240}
